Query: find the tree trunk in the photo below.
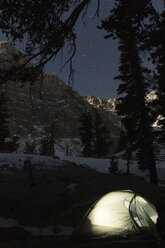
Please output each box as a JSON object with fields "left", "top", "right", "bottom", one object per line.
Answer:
{"left": 126, "top": 159, "right": 130, "bottom": 175}
{"left": 146, "top": 143, "right": 158, "bottom": 184}
{"left": 49, "top": 122, "right": 55, "bottom": 156}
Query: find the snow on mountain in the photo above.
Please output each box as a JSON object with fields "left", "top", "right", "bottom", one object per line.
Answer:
{"left": 146, "top": 90, "right": 158, "bottom": 102}
{"left": 84, "top": 95, "right": 121, "bottom": 129}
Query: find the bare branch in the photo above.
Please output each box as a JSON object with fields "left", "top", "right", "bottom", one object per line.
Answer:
{"left": 60, "top": 36, "right": 77, "bottom": 71}
{"left": 93, "top": 0, "right": 100, "bottom": 19}
{"left": 13, "top": 0, "right": 91, "bottom": 81}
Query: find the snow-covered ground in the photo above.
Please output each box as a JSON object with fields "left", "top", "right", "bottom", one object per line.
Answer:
{"left": 0, "top": 152, "right": 64, "bottom": 170}
{"left": 59, "top": 154, "right": 165, "bottom": 186}
{"left": 0, "top": 216, "right": 74, "bottom": 236}
{"left": 0, "top": 151, "right": 164, "bottom": 186}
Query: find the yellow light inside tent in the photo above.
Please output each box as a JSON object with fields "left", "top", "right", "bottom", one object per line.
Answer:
{"left": 89, "top": 193, "right": 131, "bottom": 228}
{"left": 90, "top": 207, "right": 126, "bottom": 228}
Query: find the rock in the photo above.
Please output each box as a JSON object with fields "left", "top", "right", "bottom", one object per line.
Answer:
{"left": 0, "top": 41, "right": 121, "bottom": 154}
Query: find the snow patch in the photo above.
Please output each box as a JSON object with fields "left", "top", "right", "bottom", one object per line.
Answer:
{"left": 0, "top": 216, "right": 74, "bottom": 236}
{"left": 60, "top": 154, "right": 165, "bottom": 187}
{"left": 0, "top": 153, "right": 64, "bottom": 170}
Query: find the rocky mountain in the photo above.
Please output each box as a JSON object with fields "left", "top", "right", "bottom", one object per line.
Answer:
{"left": 0, "top": 41, "right": 121, "bottom": 155}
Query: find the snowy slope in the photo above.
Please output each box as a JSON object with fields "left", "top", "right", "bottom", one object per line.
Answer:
{"left": 0, "top": 153, "right": 65, "bottom": 170}
{"left": 59, "top": 154, "right": 165, "bottom": 186}
{"left": 0, "top": 151, "right": 164, "bottom": 186}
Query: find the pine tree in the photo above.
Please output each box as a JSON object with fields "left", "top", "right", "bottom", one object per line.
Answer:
{"left": 0, "top": 92, "right": 10, "bottom": 151}
{"left": 93, "top": 111, "right": 110, "bottom": 157}
{"left": 24, "top": 137, "right": 36, "bottom": 154}
{"left": 79, "top": 112, "right": 94, "bottom": 157}
{"left": 99, "top": 0, "right": 158, "bottom": 184}
{"left": 39, "top": 122, "right": 55, "bottom": 156}
{"left": 40, "top": 136, "right": 51, "bottom": 156}
{"left": 49, "top": 122, "right": 55, "bottom": 156}
{"left": 151, "top": 4, "right": 165, "bottom": 144}
{"left": 119, "top": 129, "right": 133, "bottom": 175}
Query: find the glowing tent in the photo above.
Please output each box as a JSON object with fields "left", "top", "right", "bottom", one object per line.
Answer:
{"left": 75, "top": 190, "right": 158, "bottom": 239}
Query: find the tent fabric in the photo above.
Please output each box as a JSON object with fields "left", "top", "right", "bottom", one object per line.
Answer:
{"left": 76, "top": 190, "right": 158, "bottom": 239}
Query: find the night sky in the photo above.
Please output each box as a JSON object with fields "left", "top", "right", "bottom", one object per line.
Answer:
{"left": 45, "top": 0, "right": 119, "bottom": 99}
{"left": 0, "top": 0, "right": 164, "bottom": 99}
{"left": 45, "top": 0, "right": 163, "bottom": 99}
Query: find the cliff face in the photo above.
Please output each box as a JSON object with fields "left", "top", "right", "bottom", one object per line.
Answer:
{"left": 0, "top": 41, "right": 121, "bottom": 154}
{"left": 5, "top": 72, "right": 93, "bottom": 138}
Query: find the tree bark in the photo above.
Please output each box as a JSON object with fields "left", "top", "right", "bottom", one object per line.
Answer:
{"left": 146, "top": 143, "right": 158, "bottom": 184}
